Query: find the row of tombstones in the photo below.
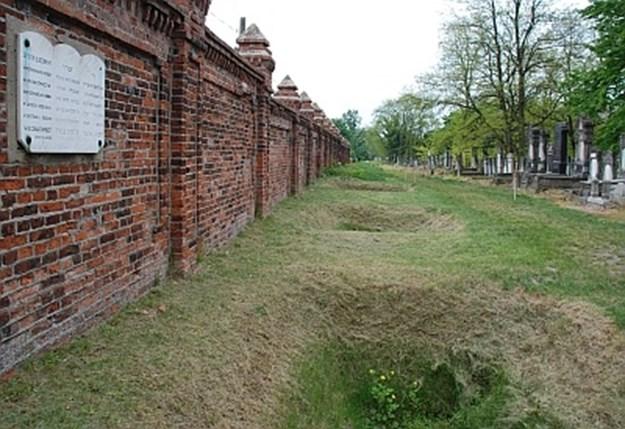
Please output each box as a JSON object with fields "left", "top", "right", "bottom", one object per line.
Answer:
{"left": 420, "top": 151, "right": 520, "bottom": 175}
{"left": 471, "top": 120, "right": 624, "bottom": 184}
{"left": 417, "top": 119, "right": 625, "bottom": 184}
{"left": 526, "top": 120, "right": 623, "bottom": 183}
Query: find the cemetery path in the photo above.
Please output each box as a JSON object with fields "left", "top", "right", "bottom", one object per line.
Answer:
{"left": 1, "top": 163, "right": 625, "bottom": 428}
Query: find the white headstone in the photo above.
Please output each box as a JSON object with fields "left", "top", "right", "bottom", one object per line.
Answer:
{"left": 589, "top": 153, "right": 600, "bottom": 180}
{"left": 603, "top": 164, "right": 614, "bottom": 182}
{"left": 17, "top": 31, "right": 105, "bottom": 154}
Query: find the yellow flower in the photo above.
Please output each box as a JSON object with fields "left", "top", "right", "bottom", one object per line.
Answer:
{"left": 390, "top": 370, "right": 395, "bottom": 376}
{"left": 380, "top": 375, "right": 386, "bottom": 381}
{"left": 369, "top": 369, "right": 375, "bottom": 375}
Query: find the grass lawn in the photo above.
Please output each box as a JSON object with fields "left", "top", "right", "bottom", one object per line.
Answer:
{"left": 1, "top": 163, "right": 624, "bottom": 428}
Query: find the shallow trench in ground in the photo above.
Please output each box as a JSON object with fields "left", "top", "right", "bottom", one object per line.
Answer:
{"left": 238, "top": 275, "right": 625, "bottom": 429}
{"left": 207, "top": 197, "right": 625, "bottom": 429}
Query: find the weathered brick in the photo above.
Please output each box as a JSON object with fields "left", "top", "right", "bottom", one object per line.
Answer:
{"left": 14, "top": 257, "right": 41, "bottom": 275}
{"left": 41, "top": 274, "right": 65, "bottom": 289}
{"left": 27, "top": 177, "right": 52, "bottom": 188}
{"left": 59, "top": 245, "right": 80, "bottom": 259}
{"left": 11, "top": 205, "right": 37, "bottom": 218}
{"left": 2, "top": 250, "right": 17, "bottom": 266}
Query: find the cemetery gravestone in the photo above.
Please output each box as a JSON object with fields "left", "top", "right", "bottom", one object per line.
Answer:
{"left": 552, "top": 123, "right": 568, "bottom": 175}
{"left": 538, "top": 130, "right": 547, "bottom": 173}
{"left": 603, "top": 150, "right": 614, "bottom": 197}
{"left": 620, "top": 135, "right": 625, "bottom": 179}
{"left": 590, "top": 152, "right": 600, "bottom": 181}
{"left": 576, "top": 119, "right": 593, "bottom": 177}
{"left": 528, "top": 128, "right": 541, "bottom": 173}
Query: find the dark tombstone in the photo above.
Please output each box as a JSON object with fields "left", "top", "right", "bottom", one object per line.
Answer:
{"left": 546, "top": 144, "right": 554, "bottom": 174}
{"left": 528, "top": 127, "right": 541, "bottom": 173}
{"left": 552, "top": 123, "right": 569, "bottom": 175}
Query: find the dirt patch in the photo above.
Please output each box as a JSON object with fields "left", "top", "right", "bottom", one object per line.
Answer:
{"left": 326, "top": 178, "right": 408, "bottom": 193}
{"left": 532, "top": 189, "right": 625, "bottom": 220}
{"left": 590, "top": 245, "right": 625, "bottom": 277}
{"left": 334, "top": 204, "right": 459, "bottom": 233}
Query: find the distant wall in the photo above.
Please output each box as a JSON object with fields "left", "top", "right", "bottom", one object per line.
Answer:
{"left": 0, "top": 0, "right": 349, "bottom": 374}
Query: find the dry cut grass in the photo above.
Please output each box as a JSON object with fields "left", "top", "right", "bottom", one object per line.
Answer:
{"left": 1, "top": 163, "right": 625, "bottom": 428}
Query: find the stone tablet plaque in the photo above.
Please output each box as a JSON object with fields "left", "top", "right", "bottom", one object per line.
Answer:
{"left": 17, "top": 31, "right": 105, "bottom": 154}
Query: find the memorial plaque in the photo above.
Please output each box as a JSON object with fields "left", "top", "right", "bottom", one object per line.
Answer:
{"left": 17, "top": 31, "right": 105, "bottom": 154}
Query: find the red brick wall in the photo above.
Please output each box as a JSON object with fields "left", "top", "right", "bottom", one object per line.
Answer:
{"left": 0, "top": 0, "right": 349, "bottom": 374}
{"left": 268, "top": 104, "right": 294, "bottom": 210}
{"left": 195, "top": 66, "right": 256, "bottom": 249}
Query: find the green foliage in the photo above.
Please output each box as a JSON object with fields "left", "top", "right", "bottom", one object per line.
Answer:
{"left": 366, "top": 370, "right": 402, "bottom": 428}
{"left": 333, "top": 110, "right": 373, "bottom": 161}
{"left": 424, "top": 0, "right": 592, "bottom": 158}
{"left": 570, "top": 0, "right": 625, "bottom": 148}
{"left": 280, "top": 342, "right": 558, "bottom": 429}
{"left": 371, "top": 94, "right": 437, "bottom": 163}
{"left": 324, "top": 161, "right": 392, "bottom": 182}
{"left": 428, "top": 107, "right": 502, "bottom": 156}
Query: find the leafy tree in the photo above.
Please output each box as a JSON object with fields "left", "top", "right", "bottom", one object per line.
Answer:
{"left": 570, "top": 0, "right": 625, "bottom": 149}
{"left": 428, "top": 105, "right": 502, "bottom": 159}
{"left": 423, "top": 0, "right": 590, "bottom": 189}
{"left": 333, "top": 110, "right": 371, "bottom": 161}
{"left": 371, "top": 94, "right": 437, "bottom": 164}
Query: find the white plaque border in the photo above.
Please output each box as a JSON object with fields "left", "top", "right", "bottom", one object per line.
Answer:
{"left": 15, "top": 30, "right": 106, "bottom": 156}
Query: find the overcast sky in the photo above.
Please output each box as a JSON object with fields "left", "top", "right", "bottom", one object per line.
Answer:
{"left": 207, "top": 0, "right": 589, "bottom": 125}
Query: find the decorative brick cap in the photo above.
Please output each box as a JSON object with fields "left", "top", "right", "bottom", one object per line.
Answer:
{"left": 312, "top": 102, "right": 325, "bottom": 121}
{"left": 275, "top": 76, "right": 301, "bottom": 110}
{"left": 236, "top": 24, "right": 275, "bottom": 91}
{"left": 275, "top": 76, "right": 299, "bottom": 97}
{"left": 299, "top": 91, "right": 315, "bottom": 117}
{"left": 237, "top": 24, "right": 270, "bottom": 47}
{"left": 278, "top": 75, "right": 297, "bottom": 91}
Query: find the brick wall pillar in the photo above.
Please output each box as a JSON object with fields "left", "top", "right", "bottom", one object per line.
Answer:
{"left": 274, "top": 75, "right": 303, "bottom": 196}
{"left": 237, "top": 24, "right": 274, "bottom": 218}
{"left": 169, "top": 35, "right": 201, "bottom": 272}
{"left": 290, "top": 121, "right": 301, "bottom": 194}
{"left": 254, "top": 94, "right": 271, "bottom": 217}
